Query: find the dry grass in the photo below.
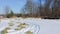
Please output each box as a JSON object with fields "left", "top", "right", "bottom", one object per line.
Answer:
{"left": 1, "top": 27, "right": 10, "bottom": 34}
{"left": 15, "top": 23, "right": 28, "bottom": 30}
{"left": 26, "top": 31, "right": 33, "bottom": 34}
{"left": 15, "top": 27, "right": 23, "bottom": 30}
{"left": 18, "top": 23, "right": 28, "bottom": 28}
{"left": 8, "top": 22, "right": 14, "bottom": 26}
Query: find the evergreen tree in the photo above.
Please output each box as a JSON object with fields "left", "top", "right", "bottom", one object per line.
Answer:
{"left": 10, "top": 10, "right": 14, "bottom": 17}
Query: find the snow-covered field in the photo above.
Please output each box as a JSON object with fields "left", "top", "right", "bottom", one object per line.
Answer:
{"left": 0, "top": 17, "right": 60, "bottom": 34}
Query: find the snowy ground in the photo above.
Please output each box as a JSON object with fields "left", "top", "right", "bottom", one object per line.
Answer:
{"left": 0, "top": 17, "right": 60, "bottom": 34}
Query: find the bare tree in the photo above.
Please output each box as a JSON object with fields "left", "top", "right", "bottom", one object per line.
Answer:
{"left": 57, "top": 0, "right": 60, "bottom": 16}
{"left": 26, "top": 0, "right": 34, "bottom": 17}
{"left": 20, "top": 7, "right": 26, "bottom": 17}
{"left": 38, "top": 0, "right": 60, "bottom": 18}
{"left": 4, "top": 6, "right": 10, "bottom": 17}
{"left": 38, "top": 0, "right": 52, "bottom": 17}
{"left": 44, "top": 0, "right": 52, "bottom": 16}
{"left": 52, "top": 0, "right": 59, "bottom": 18}
{"left": 21, "top": 0, "right": 37, "bottom": 17}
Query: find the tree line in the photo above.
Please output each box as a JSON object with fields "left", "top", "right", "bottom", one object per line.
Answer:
{"left": 4, "top": 0, "right": 60, "bottom": 18}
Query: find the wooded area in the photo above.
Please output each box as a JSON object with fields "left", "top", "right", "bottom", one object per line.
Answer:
{"left": 1, "top": 0, "right": 60, "bottom": 19}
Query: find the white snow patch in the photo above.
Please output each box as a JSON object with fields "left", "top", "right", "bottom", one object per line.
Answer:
{"left": 0, "top": 18, "right": 60, "bottom": 34}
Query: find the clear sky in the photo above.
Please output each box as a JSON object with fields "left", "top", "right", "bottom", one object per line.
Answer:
{"left": 0, "top": 0, "right": 45, "bottom": 14}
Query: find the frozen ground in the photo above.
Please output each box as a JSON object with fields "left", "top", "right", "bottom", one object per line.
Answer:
{"left": 0, "top": 17, "right": 60, "bottom": 34}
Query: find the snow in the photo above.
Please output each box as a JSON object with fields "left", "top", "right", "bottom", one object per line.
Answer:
{"left": 0, "top": 18, "right": 60, "bottom": 34}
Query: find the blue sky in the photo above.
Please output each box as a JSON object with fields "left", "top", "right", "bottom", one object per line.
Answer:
{"left": 0, "top": 0, "right": 45, "bottom": 14}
